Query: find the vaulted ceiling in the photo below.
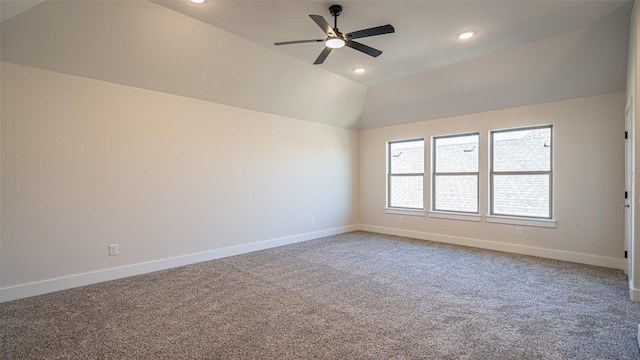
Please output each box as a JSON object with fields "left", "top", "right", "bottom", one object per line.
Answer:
{"left": 1, "top": 0, "right": 632, "bottom": 129}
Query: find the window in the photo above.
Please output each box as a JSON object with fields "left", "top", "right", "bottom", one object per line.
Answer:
{"left": 387, "top": 139, "right": 424, "bottom": 210}
{"left": 432, "top": 133, "right": 479, "bottom": 213}
{"left": 490, "top": 125, "right": 552, "bottom": 219}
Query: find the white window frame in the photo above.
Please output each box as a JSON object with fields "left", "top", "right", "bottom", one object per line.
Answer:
{"left": 487, "top": 125, "right": 555, "bottom": 228}
{"left": 431, "top": 132, "right": 480, "bottom": 218}
{"left": 385, "top": 138, "right": 425, "bottom": 216}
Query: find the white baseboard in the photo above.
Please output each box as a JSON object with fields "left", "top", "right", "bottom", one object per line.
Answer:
{"left": 359, "top": 224, "right": 625, "bottom": 270}
{"left": 0, "top": 225, "right": 358, "bottom": 303}
{"left": 630, "top": 287, "right": 640, "bottom": 302}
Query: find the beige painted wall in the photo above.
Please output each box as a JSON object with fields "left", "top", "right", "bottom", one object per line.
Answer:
{"left": 359, "top": 93, "right": 625, "bottom": 262}
{"left": 0, "top": 60, "right": 627, "bottom": 299}
{"left": 0, "top": 62, "right": 359, "bottom": 288}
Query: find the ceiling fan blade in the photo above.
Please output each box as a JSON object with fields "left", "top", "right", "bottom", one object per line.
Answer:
{"left": 313, "top": 47, "right": 332, "bottom": 65}
{"left": 309, "top": 15, "right": 337, "bottom": 37}
{"left": 346, "top": 41, "right": 382, "bottom": 57}
{"left": 274, "top": 39, "right": 324, "bottom": 46}
{"left": 347, "top": 24, "right": 395, "bottom": 40}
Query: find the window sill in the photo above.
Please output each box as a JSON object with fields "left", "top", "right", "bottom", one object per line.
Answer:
{"left": 384, "top": 208, "right": 426, "bottom": 217}
{"left": 486, "top": 215, "right": 556, "bottom": 228}
{"left": 429, "top": 211, "right": 482, "bottom": 222}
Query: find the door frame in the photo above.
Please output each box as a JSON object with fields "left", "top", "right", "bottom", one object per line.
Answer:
{"left": 625, "top": 95, "right": 634, "bottom": 281}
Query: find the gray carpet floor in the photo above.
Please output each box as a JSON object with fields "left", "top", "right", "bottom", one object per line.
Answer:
{"left": 2, "top": 231, "right": 640, "bottom": 359}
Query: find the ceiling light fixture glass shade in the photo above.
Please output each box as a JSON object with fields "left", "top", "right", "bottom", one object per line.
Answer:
{"left": 326, "top": 37, "right": 346, "bottom": 49}
{"left": 353, "top": 67, "right": 365, "bottom": 73}
{"left": 190, "top": 0, "right": 205, "bottom": 3}
{"left": 458, "top": 30, "right": 475, "bottom": 40}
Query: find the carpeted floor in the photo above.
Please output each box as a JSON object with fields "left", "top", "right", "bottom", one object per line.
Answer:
{"left": 2, "top": 231, "right": 640, "bottom": 359}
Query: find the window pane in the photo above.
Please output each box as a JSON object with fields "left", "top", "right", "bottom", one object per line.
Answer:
{"left": 493, "top": 128, "right": 550, "bottom": 172}
{"left": 390, "top": 175, "right": 424, "bottom": 209}
{"left": 434, "top": 175, "right": 478, "bottom": 212}
{"left": 390, "top": 140, "right": 424, "bottom": 174}
{"left": 493, "top": 174, "right": 550, "bottom": 218}
{"left": 435, "top": 134, "right": 479, "bottom": 173}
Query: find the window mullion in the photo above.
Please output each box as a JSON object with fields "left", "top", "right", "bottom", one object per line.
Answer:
{"left": 492, "top": 171, "right": 551, "bottom": 176}
{"left": 434, "top": 172, "right": 479, "bottom": 176}
{"left": 391, "top": 173, "right": 425, "bottom": 176}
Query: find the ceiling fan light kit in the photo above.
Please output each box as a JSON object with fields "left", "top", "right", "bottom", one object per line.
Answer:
{"left": 326, "top": 38, "right": 346, "bottom": 49}
{"left": 458, "top": 30, "right": 476, "bottom": 40}
{"left": 274, "top": 4, "right": 395, "bottom": 65}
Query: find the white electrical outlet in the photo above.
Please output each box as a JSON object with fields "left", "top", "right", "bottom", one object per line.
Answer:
{"left": 399, "top": 216, "right": 404, "bottom": 223}
{"left": 516, "top": 227, "right": 523, "bottom": 236}
{"left": 109, "top": 244, "right": 119, "bottom": 256}
{"left": 309, "top": 218, "right": 315, "bottom": 227}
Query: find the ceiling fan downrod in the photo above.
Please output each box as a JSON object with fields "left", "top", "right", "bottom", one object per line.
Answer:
{"left": 329, "top": 4, "right": 342, "bottom": 31}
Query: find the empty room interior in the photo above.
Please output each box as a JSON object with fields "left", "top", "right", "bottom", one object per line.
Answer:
{"left": 3, "top": 0, "right": 640, "bottom": 358}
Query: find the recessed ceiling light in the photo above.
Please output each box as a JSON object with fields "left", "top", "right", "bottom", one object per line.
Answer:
{"left": 190, "top": 0, "right": 205, "bottom": 3}
{"left": 353, "top": 67, "right": 365, "bottom": 74}
{"left": 458, "top": 30, "right": 475, "bottom": 40}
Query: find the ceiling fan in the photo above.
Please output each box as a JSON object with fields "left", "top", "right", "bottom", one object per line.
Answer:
{"left": 274, "top": 4, "right": 395, "bottom": 65}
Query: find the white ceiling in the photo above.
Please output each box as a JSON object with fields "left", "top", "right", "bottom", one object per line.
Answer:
{"left": 0, "top": 0, "right": 633, "bottom": 129}
{"left": 0, "top": 0, "right": 43, "bottom": 22}
{"left": 152, "top": 0, "right": 631, "bottom": 86}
